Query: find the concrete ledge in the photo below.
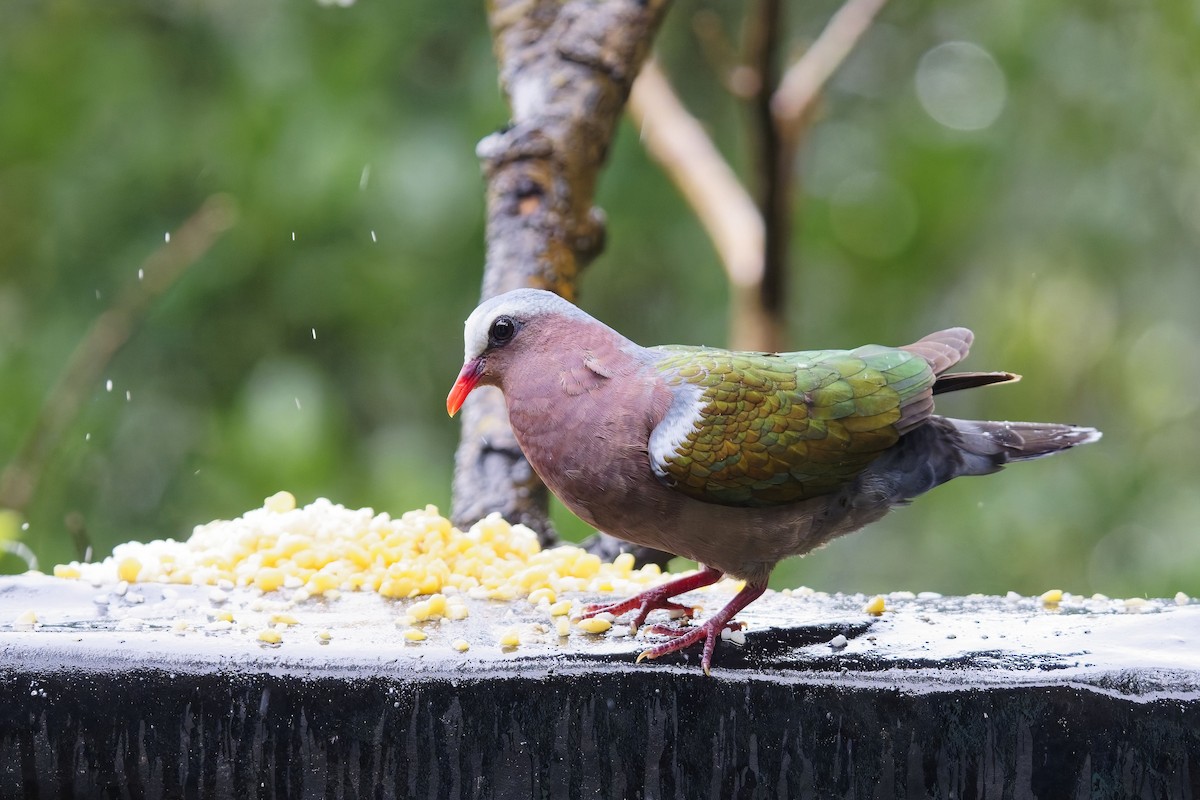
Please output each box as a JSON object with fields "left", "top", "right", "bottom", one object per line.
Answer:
{"left": 1, "top": 575, "right": 1198, "bottom": 798}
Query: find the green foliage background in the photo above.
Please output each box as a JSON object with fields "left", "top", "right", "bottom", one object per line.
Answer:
{"left": 2, "top": 1, "right": 1197, "bottom": 598}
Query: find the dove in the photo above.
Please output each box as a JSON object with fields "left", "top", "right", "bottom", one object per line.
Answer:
{"left": 447, "top": 289, "right": 1100, "bottom": 673}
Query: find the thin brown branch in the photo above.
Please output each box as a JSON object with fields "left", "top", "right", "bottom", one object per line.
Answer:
{"left": 628, "top": 59, "right": 764, "bottom": 289}
{"left": 771, "top": 0, "right": 890, "bottom": 153}
{"left": 0, "top": 195, "right": 236, "bottom": 519}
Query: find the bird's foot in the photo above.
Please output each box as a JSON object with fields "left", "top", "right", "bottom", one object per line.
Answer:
{"left": 635, "top": 583, "right": 766, "bottom": 675}
{"left": 642, "top": 619, "right": 745, "bottom": 639}
{"left": 575, "top": 566, "right": 724, "bottom": 632}
{"left": 578, "top": 594, "right": 696, "bottom": 633}
{"left": 636, "top": 619, "right": 733, "bottom": 676}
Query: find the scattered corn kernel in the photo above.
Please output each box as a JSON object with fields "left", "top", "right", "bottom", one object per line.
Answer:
{"left": 548, "top": 600, "right": 573, "bottom": 617}
{"left": 451, "top": 638, "right": 470, "bottom": 652}
{"left": 863, "top": 595, "right": 887, "bottom": 616}
{"left": 576, "top": 617, "right": 612, "bottom": 634}
{"left": 264, "top": 491, "right": 297, "bottom": 514}
{"left": 402, "top": 628, "right": 427, "bottom": 642}
{"left": 53, "top": 564, "right": 81, "bottom": 579}
{"left": 527, "top": 588, "right": 556, "bottom": 606}
{"left": 214, "top": 610, "right": 234, "bottom": 623}
{"left": 269, "top": 613, "right": 299, "bottom": 626}
{"left": 1040, "top": 589, "right": 1064, "bottom": 606}
{"left": 256, "top": 629, "right": 282, "bottom": 644}
{"left": 554, "top": 616, "right": 571, "bottom": 637}
{"left": 117, "top": 557, "right": 142, "bottom": 583}
{"left": 316, "top": 629, "right": 332, "bottom": 641}
{"left": 14, "top": 609, "right": 37, "bottom": 625}
{"left": 498, "top": 628, "right": 521, "bottom": 647}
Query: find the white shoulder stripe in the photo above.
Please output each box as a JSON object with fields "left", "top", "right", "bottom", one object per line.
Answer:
{"left": 648, "top": 382, "right": 705, "bottom": 482}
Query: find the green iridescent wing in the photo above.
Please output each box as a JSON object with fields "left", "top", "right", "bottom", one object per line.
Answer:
{"left": 647, "top": 343, "right": 936, "bottom": 507}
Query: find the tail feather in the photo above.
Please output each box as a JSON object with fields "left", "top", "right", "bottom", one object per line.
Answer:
{"left": 933, "top": 371, "right": 1021, "bottom": 395}
{"left": 855, "top": 416, "right": 1101, "bottom": 508}
{"left": 903, "top": 327, "right": 973, "bottom": 376}
{"left": 951, "top": 419, "right": 1102, "bottom": 467}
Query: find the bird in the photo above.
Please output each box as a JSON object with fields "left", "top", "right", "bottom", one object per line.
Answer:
{"left": 447, "top": 288, "right": 1100, "bottom": 673}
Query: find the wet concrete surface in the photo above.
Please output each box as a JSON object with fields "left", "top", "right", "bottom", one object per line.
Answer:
{"left": 1, "top": 574, "right": 1198, "bottom": 798}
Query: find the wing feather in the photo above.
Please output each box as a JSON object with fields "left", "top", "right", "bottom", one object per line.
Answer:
{"left": 647, "top": 339, "right": 951, "bottom": 507}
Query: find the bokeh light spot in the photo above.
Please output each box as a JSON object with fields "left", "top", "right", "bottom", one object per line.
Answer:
{"left": 916, "top": 41, "right": 1007, "bottom": 131}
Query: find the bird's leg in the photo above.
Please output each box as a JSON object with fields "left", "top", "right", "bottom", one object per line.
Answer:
{"left": 577, "top": 565, "right": 724, "bottom": 632}
{"left": 636, "top": 583, "right": 766, "bottom": 675}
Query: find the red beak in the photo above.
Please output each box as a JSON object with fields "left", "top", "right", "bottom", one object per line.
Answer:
{"left": 447, "top": 358, "right": 483, "bottom": 417}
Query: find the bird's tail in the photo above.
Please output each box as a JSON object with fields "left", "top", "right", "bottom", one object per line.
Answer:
{"left": 947, "top": 418, "right": 1102, "bottom": 471}
{"left": 860, "top": 416, "right": 1101, "bottom": 507}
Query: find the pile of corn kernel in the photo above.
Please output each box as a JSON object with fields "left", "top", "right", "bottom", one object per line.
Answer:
{"left": 49, "top": 492, "right": 695, "bottom": 649}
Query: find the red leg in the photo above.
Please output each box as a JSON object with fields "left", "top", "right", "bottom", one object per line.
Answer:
{"left": 578, "top": 566, "right": 724, "bottom": 632}
{"left": 636, "top": 583, "right": 766, "bottom": 675}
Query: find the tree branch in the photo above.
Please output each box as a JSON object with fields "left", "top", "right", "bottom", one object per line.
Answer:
{"left": 771, "top": 0, "right": 890, "bottom": 156}
{"left": 628, "top": 59, "right": 764, "bottom": 290}
{"left": 452, "top": 0, "right": 671, "bottom": 543}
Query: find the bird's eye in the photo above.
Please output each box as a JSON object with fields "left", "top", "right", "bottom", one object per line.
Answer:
{"left": 488, "top": 315, "right": 517, "bottom": 347}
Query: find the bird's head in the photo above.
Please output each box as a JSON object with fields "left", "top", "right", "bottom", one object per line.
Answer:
{"left": 446, "top": 288, "right": 589, "bottom": 416}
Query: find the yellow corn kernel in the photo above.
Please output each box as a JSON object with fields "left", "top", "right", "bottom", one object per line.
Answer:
{"left": 548, "top": 600, "right": 573, "bottom": 617}
{"left": 269, "top": 613, "right": 299, "bottom": 626}
{"left": 379, "top": 576, "right": 415, "bottom": 599}
{"left": 613, "top": 552, "right": 636, "bottom": 573}
{"left": 554, "top": 616, "right": 571, "bottom": 637}
{"left": 498, "top": 628, "right": 521, "bottom": 647}
{"left": 254, "top": 567, "right": 285, "bottom": 593}
{"left": 445, "top": 603, "right": 470, "bottom": 621}
{"left": 256, "top": 628, "right": 282, "bottom": 644}
{"left": 53, "top": 564, "right": 81, "bottom": 580}
{"left": 402, "top": 628, "right": 427, "bottom": 642}
{"left": 1040, "top": 589, "right": 1064, "bottom": 606}
{"left": 863, "top": 595, "right": 887, "bottom": 616}
{"left": 14, "top": 609, "right": 37, "bottom": 625}
{"left": 215, "top": 610, "right": 234, "bottom": 623}
{"left": 451, "top": 638, "right": 470, "bottom": 652}
{"left": 575, "top": 617, "right": 612, "bottom": 634}
{"left": 316, "top": 629, "right": 332, "bottom": 642}
{"left": 528, "top": 588, "right": 556, "bottom": 606}
{"left": 264, "top": 491, "right": 296, "bottom": 514}
{"left": 117, "top": 557, "right": 142, "bottom": 583}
